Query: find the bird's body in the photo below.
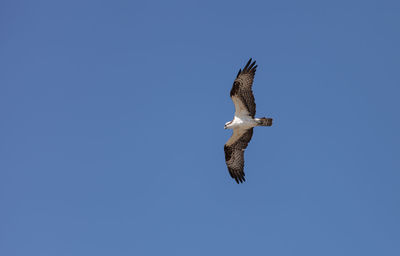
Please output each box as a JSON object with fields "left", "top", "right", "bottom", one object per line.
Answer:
{"left": 224, "top": 58, "right": 273, "bottom": 184}
{"left": 225, "top": 115, "right": 257, "bottom": 130}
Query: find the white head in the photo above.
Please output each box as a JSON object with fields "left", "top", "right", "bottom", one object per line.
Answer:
{"left": 224, "top": 121, "right": 233, "bottom": 129}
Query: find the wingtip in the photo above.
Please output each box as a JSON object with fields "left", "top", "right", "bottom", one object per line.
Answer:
{"left": 242, "top": 59, "right": 250, "bottom": 72}
{"left": 234, "top": 175, "right": 246, "bottom": 184}
{"left": 240, "top": 58, "right": 257, "bottom": 74}
{"left": 236, "top": 68, "right": 242, "bottom": 78}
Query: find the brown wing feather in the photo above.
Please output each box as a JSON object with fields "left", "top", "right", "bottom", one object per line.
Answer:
{"left": 230, "top": 58, "right": 257, "bottom": 118}
{"left": 224, "top": 128, "right": 254, "bottom": 184}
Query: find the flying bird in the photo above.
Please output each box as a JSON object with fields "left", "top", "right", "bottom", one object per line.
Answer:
{"left": 224, "top": 58, "right": 273, "bottom": 184}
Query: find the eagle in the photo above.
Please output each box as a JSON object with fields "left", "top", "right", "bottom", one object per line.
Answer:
{"left": 224, "top": 58, "right": 273, "bottom": 184}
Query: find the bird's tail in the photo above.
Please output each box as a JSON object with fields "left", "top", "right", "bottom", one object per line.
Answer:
{"left": 256, "top": 117, "right": 273, "bottom": 127}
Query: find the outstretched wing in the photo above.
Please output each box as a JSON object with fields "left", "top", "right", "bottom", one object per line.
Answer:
{"left": 224, "top": 128, "right": 254, "bottom": 184}
{"left": 230, "top": 58, "right": 257, "bottom": 118}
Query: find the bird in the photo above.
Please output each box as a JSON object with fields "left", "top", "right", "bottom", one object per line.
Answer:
{"left": 224, "top": 58, "right": 273, "bottom": 184}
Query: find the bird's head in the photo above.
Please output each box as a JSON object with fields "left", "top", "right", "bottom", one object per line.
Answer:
{"left": 224, "top": 121, "right": 232, "bottom": 129}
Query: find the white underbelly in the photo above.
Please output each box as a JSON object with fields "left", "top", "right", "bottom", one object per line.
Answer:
{"left": 231, "top": 115, "right": 256, "bottom": 129}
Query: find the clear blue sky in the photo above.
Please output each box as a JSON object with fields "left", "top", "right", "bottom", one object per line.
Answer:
{"left": 1, "top": 0, "right": 400, "bottom": 255}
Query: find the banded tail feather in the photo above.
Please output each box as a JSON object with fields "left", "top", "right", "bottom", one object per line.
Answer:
{"left": 256, "top": 117, "right": 273, "bottom": 127}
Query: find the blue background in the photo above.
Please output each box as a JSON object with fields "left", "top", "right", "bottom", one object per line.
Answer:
{"left": 1, "top": 0, "right": 400, "bottom": 255}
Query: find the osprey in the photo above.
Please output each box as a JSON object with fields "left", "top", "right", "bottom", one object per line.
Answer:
{"left": 224, "top": 58, "right": 273, "bottom": 184}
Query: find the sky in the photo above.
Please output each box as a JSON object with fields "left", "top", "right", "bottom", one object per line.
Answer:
{"left": 1, "top": 0, "right": 400, "bottom": 255}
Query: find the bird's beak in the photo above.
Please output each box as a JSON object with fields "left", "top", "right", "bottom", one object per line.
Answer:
{"left": 224, "top": 126, "right": 227, "bottom": 129}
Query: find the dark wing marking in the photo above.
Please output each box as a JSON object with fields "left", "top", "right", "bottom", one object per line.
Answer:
{"left": 230, "top": 58, "right": 257, "bottom": 118}
{"left": 224, "top": 128, "right": 254, "bottom": 184}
